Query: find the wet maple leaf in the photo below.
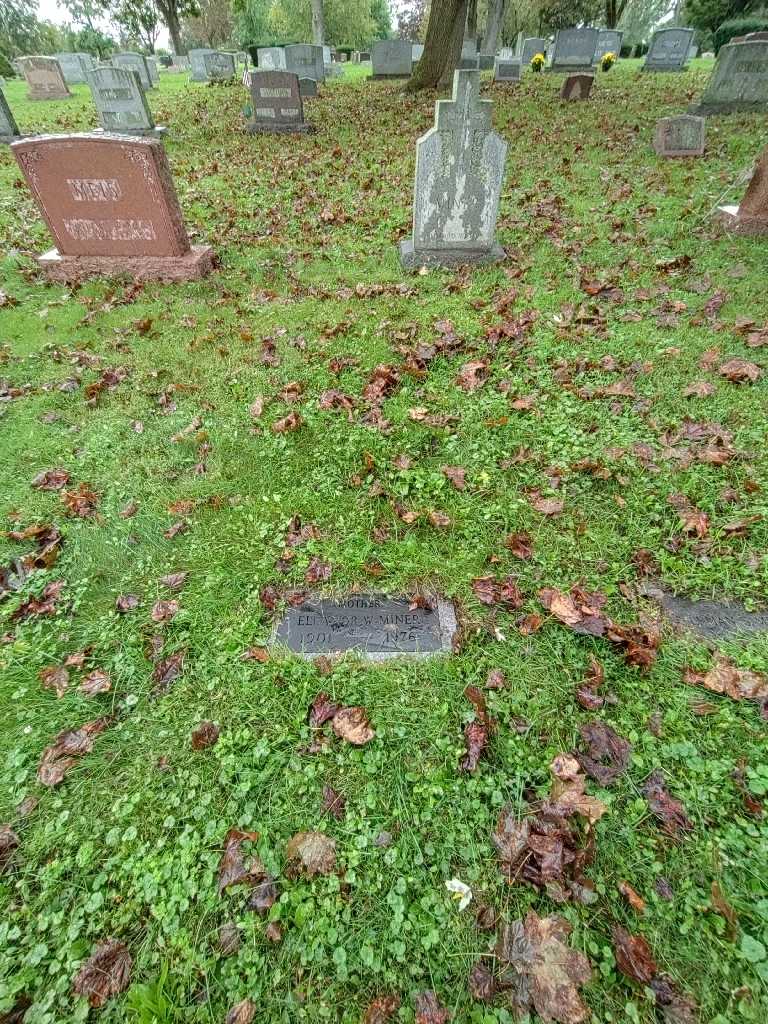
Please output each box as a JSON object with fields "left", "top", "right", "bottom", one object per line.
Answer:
{"left": 612, "top": 926, "right": 656, "bottom": 985}
{"left": 428, "top": 510, "right": 451, "bottom": 528}
{"left": 285, "top": 831, "right": 337, "bottom": 878}
{"left": 575, "top": 656, "right": 604, "bottom": 710}
{"left": 0, "top": 824, "right": 20, "bottom": 873}
{"left": 72, "top": 939, "right": 132, "bottom": 1008}
{"left": 666, "top": 493, "right": 709, "bottom": 537}
{"left": 226, "top": 998, "right": 255, "bottom": 1024}
{"left": 13, "top": 580, "right": 65, "bottom": 621}
{"left": 575, "top": 720, "right": 631, "bottom": 786}
{"left": 442, "top": 465, "right": 466, "bottom": 490}
{"left": 247, "top": 875, "right": 278, "bottom": 915}
{"left": 486, "top": 668, "right": 506, "bottom": 689}
{"left": 505, "top": 531, "right": 533, "bottom": 559}
{"left": 495, "top": 911, "right": 592, "bottom": 1024}
{"left": 164, "top": 520, "right": 189, "bottom": 540}
{"left": 468, "top": 960, "right": 496, "bottom": 1002}
{"left": 152, "top": 650, "right": 185, "bottom": 694}
{"left": 550, "top": 754, "right": 607, "bottom": 825}
{"left": 116, "top": 593, "right": 139, "bottom": 613}
{"left": 191, "top": 720, "right": 220, "bottom": 750}
{"left": 461, "top": 720, "right": 489, "bottom": 772}
{"left": 37, "top": 717, "right": 112, "bottom": 786}
{"left": 305, "top": 556, "right": 331, "bottom": 583}
{"left": 718, "top": 358, "right": 761, "bottom": 383}
{"left": 363, "top": 994, "right": 400, "bottom": 1023}
{"left": 62, "top": 483, "right": 100, "bottom": 518}
{"left": 321, "top": 784, "right": 346, "bottom": 819}
{"left": 159, "top": 571, "right": 187, "bottom": 590}
{"left": 472, "top": 575, "right": 524, "bottom": 608}
{"left": 618, "top": 880, "right": 646, "bottom": 914}
{"left": 539, "top": 587, "right": 606, "bottom": 636}
{"left": 32, "top": 468, "right": 69, "bottom": 490}
{"left": 79, "top": 669, "right": 111, "bottom": 696}
{"left": 641, "top": 771, "right": 693, "bottom": 836}
{"left": 414, "top": 990, "right": 451, "bottom": 1023}
{"left": 218, "top": 828, "right": 265, "bottom": 893}
{"left": 308, "top": 691, "right": 341, "bottom": 727}
{"left": 39, "top": 665, "right": 70, "bottom": 698}
{"left": 151, "top": 599, "right": 179, "bottom": 623}
{"left": 260, "top": 584, "right": 280, "bottom": 612}
{"left": 332, "top": 706, "right": 375, "bottom": 745}
{"left": 217, "top": 922, "right": 241, "bottom": 956}
{"left": 687, "top": 654, "right": 768, "bottom": 708}
{"left": 272, "top": 411, "right": 302, "bottom": 433}
{"left": 265, "top": 921, "right": 283, "bottom": 943}
{"left": 456, "top": 359, "right": 488, "bottom": 393}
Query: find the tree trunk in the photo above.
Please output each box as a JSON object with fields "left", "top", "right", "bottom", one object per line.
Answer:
{"left": 465, "top": 0, "right": 477, "bottom": 47}
{"left": 157, "top": 0, "right": 186, "bottom": 55}
{"left": 405, "top": 0, "right": 467, "bottom": 91}
{"left": 438, "top": 0, "right": 468, "bottom": 89}
{"left": 482, "top": 0, "right": 505, "bottom": 53}
{"left": 311, "top": 0, "right": 325, "bottom": 46}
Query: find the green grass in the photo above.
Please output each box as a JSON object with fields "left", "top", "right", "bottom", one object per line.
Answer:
{"left": 1, "top": 59, "right": 768, "bottom": 1023}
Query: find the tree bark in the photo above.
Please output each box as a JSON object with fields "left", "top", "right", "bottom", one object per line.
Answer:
{"left": 311, "top": 0, "right": 325, "bottom": 46}
{"left": 482, "top": 0, "right": 505, "bottom": 53}
{"left": 405, "top": 0, "right": 467, "bottom": 91}
{"left": 438, "top": 0, "right": 467, "bottom": 88}
{"left": 156, "top": 0, "right": 186, "bottom": 55}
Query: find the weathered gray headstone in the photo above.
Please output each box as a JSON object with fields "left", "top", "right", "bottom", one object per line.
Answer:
{"left": 412, "top": 43, "right": 424, "bottom": 64}
{"left": 594, "top": 29, "right": 622, "bottom": 62}
{"left": 87, "top": 65, "right": 165, "bottom": 137}
{"left": 55, "top": 52, "right": 94, "bottom": 84}
{"left": 360, "top": 50, "right": 371, "bottom": 62}
{"left": 690, "top": 40, "right": 768, "bottom": 114}
{"left": 285, "top": 44, "right": 325, "bottom": 82}
{"left": 520, "top": 37, "right": 547, "bottom": 67}
{"left": 113, "top": 52, "right": 153, "bottom": 90}
{"left": 560, "top": 72, "right": 595, "bottom": 100}
{"left": 642, "top": 28, "right": 694, "bottom": 72}
{"left": 258, "top": 47, "right": 286, "bottom": 70}
{"left": 494, "top": 59, "right": 521, "bottom": 83}
{"left": 322, "top": 45, "right": 332, "bottom": 64}
{"left": 640, "top": 583, "right": 768, "bottom": 640}
{"left": 653, "top": 114, "right": 705, "bottom": 157}
{"left": 19, "top": 57, "right": 71, "bottom": 100}
{"left": 0, "top": 85, "right": 21, "bottom": 142}
{"left": 189, "top": 48, "right": 216, "bottom": 82}
{"left": 478, "top": 53, "right": 495, "bottom": 70}
{"left": 459, "top": 41, "right": 480, "bottom": 69}
{"left": 246, "top": 70, "right": 309, "bottom": 133}
{"left": 146, "top": 56, "right": 160, "bottom": 85}
{"left": 400, "top": 69, "right": 507, "bottom": 269}
{"left": 172, "top": 55, "right": 190, "bottom": 71}
{"left": 371, "top": 39, "right": 412, "bottom": 78}
{"left": 299, "top": 76, "right": 318, "bottom": 98}
{"left": 274, "top": 593, "right": 457, "bottom": 659}
{"left": 549, "top": 27, "right": 599, "bottom": 72}
{"left": 203, "top": 51, "right": 236, "bottom": 81}
{"left": 718, "top": 144, "right": 768, "bottom": 235}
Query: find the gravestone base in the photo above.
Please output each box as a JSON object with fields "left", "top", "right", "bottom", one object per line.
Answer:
{"left": 546, "top": 64, "right": 596, "bottom": 73}
{"left": 642, "top": 65, "right": 688, "bottom": 73}
{"left": 399, "top": 238, "right": 505, "bottom": 269}
{"left": 1, "top": 134, "right": 23, "bottom": 145}
{"left": 370, "top": 73, "right": 410, "bottom": 80}
{"left": 691, "top": 99, "right": 767, "bottom": 115}
{"left": 93, "top": 125, "right": 168, "bottom": 138}
{"left": 717, "top": 204, "right": 768, "bottom": 235}
{"left": 246, "top": 121, "right": 311, "bottom": 134}
{"left": 37, "top": 244, "right": 215, "bottom": 283}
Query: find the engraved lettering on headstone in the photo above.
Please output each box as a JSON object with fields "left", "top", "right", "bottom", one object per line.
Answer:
{"left": 67, "top": 178, "right": 122, "bottom": 202}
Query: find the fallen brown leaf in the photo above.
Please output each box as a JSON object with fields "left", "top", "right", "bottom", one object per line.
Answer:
{"left": 285, "top": 830, "right": 337, "bottom": 878}
{"left": 72, "top": 939, "right": 132, "bottom": 1007}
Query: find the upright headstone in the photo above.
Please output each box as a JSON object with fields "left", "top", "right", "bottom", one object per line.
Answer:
{"left": 113, "top": 52, "right": 153, "bottom": 90}
{"left": 359, "top": 51, "right": 371, "bottom": 62}
{"left": 87, "top": 66, "right": 166, "bottom": 137}
{"left": 690, "top": 39, "right": 768, "bottom": 114}
{"left": 459, "top": 40, "right": 479, "bottom": 69}
{"left": 560, "top": 73, "right": 595, "bottom": 100}
{"left": 146, "top": 56, "right": 160, "bottom": 85}
{"left": 258, "top": 47, "right": 286, "bottom": 70}
{"left": 594, "top": 30, "right": 622, "bottom": 62}
{"left": 55, "top": 52, "right": 94, "bottom": 84}
{"left": 299, "top": 77, "right": 318, "bottom": 98}
{"left": 687, "top": 39, "right": 699, "bottom": 60}
{"left": 412, "top": 43, "right": 424, "bottom": 65}
{"left": 399, "top": 70, "right": 507, "bottom": 269}
{"left": 246, "top": 70, "right": 309, "bottom": 133}
{"left": 478, "top": 54, "right": 495, "bottom": 70}
{"left": 285, "top": 44, "right": 325, "bottom": 82}
{"left": 322, "top": 45, "right": 332, "bottom": 64}
{"left": 19, "top": 57, "right": 71, "bottom": 101}
{"left": 203, "top": 51, "right": 236, "bottom": 81}
{"left": 237, "top": 51, "right": 248, "bottom": 66}
{"left": 642, "top": 28, "right": 694, "bottom": 72}
{"left": 173, "top": 55, "right": 190, "bottom": 71}
{"left": 653, "top": 114, "right": 705, "bottom": 157}
{"left": 11, "top": 133, "right": 214, "bottom": 281}
{"left": 371, "top": 39, "right": 412, "bottom": 78}
{"left": 718, "top": 145, "right": 768, "bottom": 235}
{"left": 521, "top": 37, "right": 547, "bottom": 67}
{"left": 494, "top": 59, "right": 521, "bottom": 83}
{"left": 189, "top": 49, "right": 216, "bottom": 82}
{"left": 0, "top": 85, "right": 21, "bottom": 143}
{"left": 549, "top": 27, "right": 599, "bottom": 72}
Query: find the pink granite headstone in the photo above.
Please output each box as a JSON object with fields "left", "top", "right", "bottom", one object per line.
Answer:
{"left": 19, "top": 57, "right": 71, "bottom": 101}
{"left": 560, "top": 73, "right": 594, "bottom": 100}
{"left": 11, "top": 133, "right": 214, "bottom": 281}
{"left": 718, "top": 145, "right": 768, "bottom": 235}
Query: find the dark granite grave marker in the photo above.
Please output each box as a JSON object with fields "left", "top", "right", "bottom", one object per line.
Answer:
{"left": 274, "top": 594, "right": 457, "bottom": 659}
{"left": 246, "top": 70, "right": 308, "bottom": 132}
{"left": 641, "top": 584, "right": 768, "bottom": 640}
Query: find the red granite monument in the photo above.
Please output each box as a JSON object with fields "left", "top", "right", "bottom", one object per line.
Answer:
{"left": 11, "top": 133, "right": 214, "bottom": 282}
{"left": 560, "top": 74, "right": 595, "bottom": 100}
{"left": 718, "top": 145, "right": 768, "bottom": 235}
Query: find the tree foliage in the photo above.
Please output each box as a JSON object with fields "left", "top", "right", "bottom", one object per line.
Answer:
{"left": 182, "top": 0, "right": 234, "bottom": 47}
{"left": 0, "top": 0, "right": 48, "bottom": 57}
{"left": 112, "top": 0, "right": 161, "bottom": 51}
{"left": 684, "top": 0, "right": 761, "bottom": 35}
{"left": 235, "top": 0, "right": 387, "bottom": 46}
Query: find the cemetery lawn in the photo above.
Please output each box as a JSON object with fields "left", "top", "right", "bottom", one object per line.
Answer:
{"left": 2, "top": 60, "right": 768, "bottom": 1024}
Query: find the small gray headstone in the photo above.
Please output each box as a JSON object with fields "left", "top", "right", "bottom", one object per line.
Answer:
{"left": 203, "top": 51, "right": 236, "bottom": 81}
{"left": 520, "top": 37, "right": 547, "bottom": 67}
{"left": 371, "top": 39, "right": 412, "bottom": 78}
{"left": 274, "top": 593, "right": 457, "bottom": 658}
{"left": 412, "top": 43, "right": 424, "bottom": 64}
{"left": 643, "top": 28, "right": 694, "bottom": 72}
{"left": 113, "top": 52, "right": 153, "bottom": 90}
{"left": 299, "top": 76, "right": 318, "bottom": 97}
{"left": 258, "top": 47, "right": 286, "bottom": 70}
{"left": 549, "top": 27, "right": 599, "bottom": 72}
{"left": 594, "top": 30, "right": 622, "bottom": 62}
{"left": 0, "top": 85, "right": 21, "bottom": 142}
{"left": 146, "top": 56, "right": 160, "bottom": 85}
{"left": 641, "top": 584, "right": 768, "bottom": 640}
{"left": 55, "top": 52, "right": 94, "bottom": 84}
{"left": 494, "top": 59, "right": 521, "bottom": 83}
{"left": 246, "top": 70, "right": 308, "bottom": 133}
{"left": 285, "top": 44, "right": 325, "bottom": 83}
{"left": 87, "top": 65, "right": 164, "bottom": 136}
{"left": 691, "top": 40, "right": 768, "bottom": 114}
{"left": 653, "top": 114, "right": 705, "bottom": 157}
{"left": 400, "top": 69, "right": 507, "bottom": 269}
{"left": 19, "top": 56, "right": 71, "bottom": 100}
{"left": 189, "top": 48, "right": 216, "bottom": 82}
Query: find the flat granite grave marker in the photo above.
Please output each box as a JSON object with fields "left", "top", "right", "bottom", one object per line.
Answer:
{"left": 494, "top": 59, "right": 521, "bottom": 83}
{"left": 258, "top": 47, "right": 286, "bottom": 70}
{"left": 87, "top": 65, "right": 166, "bottom": 137}
{"left": 299, "top": 77, "right": 318, "bottom": 97}
{"left": 246, "top": 70, "right": 309, "bottom": 133}
{"left": 717, "top": 144, "right": 768, "bottom": 235}
{"left": 400, "top": 69, "right": 507, "bottom": 269}
{"left": 285, "top": 44, "right": 325, "bottom": 83}
{"left": 55, "top": 52, "right": 93, "bottom": 84}
{"left": 203, "top": 51, "right": 236, "bottom": 81}
{"left": 549, "top": 27, "right": 599, "bottom": 72}
{"left": 640, "top": 583, "right": 768, "bottom": 640}
{"left": 274, "top": 594, "right": 457, "bottom": 659}
{"left": 11, "top": 133, "right": 214, "bottom": 282}
{"left": 113, "top": 52, "right": 153, "bottom": 90}
{"left": 560, "top": 73, "right": 594, "bottom": 100}
{"left": 189, "top": 49, "right": 216, "bottom": 82}
{"left": 642, "top": 27, "right": 694, "bottom": 72}
{"left": 594, "top": 29, "right": 622, "bottom": 62}
{"left": 0, "top": 85, "right": 21, "bottom": 142}
{"left": 653, "top": 114, "right": 705, "bottom": 157}
{"left": 371, "top": 39, "right": 412, "bottom": 78}
{"left": 690, "top": 39, "right": 768, "bottom": 114}
{"left": 19, "top": 57, "right": 71, "bottom": 100}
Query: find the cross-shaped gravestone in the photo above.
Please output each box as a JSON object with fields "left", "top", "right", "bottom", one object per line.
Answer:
{"left": 400, "top": 70, "right": 507, "bottom": 269}
{"left": 1, "top": 85, "right": 21, "bottom": 142}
